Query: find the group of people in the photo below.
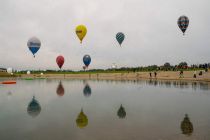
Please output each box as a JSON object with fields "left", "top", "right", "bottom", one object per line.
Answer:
{"left": 149, "top": 72, "right": 157, "bottom": 78}
{"left": 180, "top": 69, "right": 208, "bottom": 79}
{"left": 149, "top": 69, "right": 208, "bottom": 79}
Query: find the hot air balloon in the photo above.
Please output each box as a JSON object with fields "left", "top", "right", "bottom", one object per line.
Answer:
{"left": 56, "top": 81, "right": 65, "bottom": 96}
{"left": 75, "top": 25, "right": 87, "bottom": 43}
{"left": 83, "top": 55, "right": 91, "bottom": 67}
{"left": 116, "top": 32, "right": 125, "bottom": 46}
{"left": 76, "top": 109, "right": 88, "bottom": 128}
{"left": 27, "top": 37, "right": 41, "bottom": 57}
{"left": 112, "top": 63, "right": 117, "bottom": 69}
{"left": 178, "top": 16, "right": 189, "bottom": 35}
{"left": 27, "top": 71, "right": 31, "bottom": 75}
{"left": 56, "top": 55, "right": 65, "bottom": 69}
{"left": 83, "top": 84, "right": 91, "bottom": 97}
{"left": 181, "top": 114, "right": 193, "bottom": 135}
{"left": 27, "top": 96, "right": 41, "bottom": 117}
{"left": 83, "top": 66, "right": 87, "bottom": 71}
{"left": 7, "top": 68, "right": 12, "bottom": 74}
{"left": 117, "top": 104, "right": 126, "bottom": 119}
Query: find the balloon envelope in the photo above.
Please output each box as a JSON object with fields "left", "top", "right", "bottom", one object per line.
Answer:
{"left": 7, "top": 68, "right": 12, "bottom": 74}
{"left": 83, "top": 66, "right": 87, "bottom": 70}
{"left": 75, "top": 25, "right": 87, "bottom": 43}
{"left": 116, "top": 32, "right": 125, "bottom": 46}
{"left": 56, "top": 81, "right": 65, "bottom": 96}
{"left": 177, "top": 16, "right": 189, "bottom": 35}
{"left": 181, "top": 114, "right": 193, "bottom": 135}
{"left": 27, "top": 37, "right": 41, "bottom": 57}
{"left": 27, "top": 71, "right": 30, "bottom": 75}
{"left": 83, "top": 55, "right": 91, "bottom": 67}
{"left": 27, "top": 96, "right": 41, "bottom": 117}
{"left": 56, "top": 55, "right": 65, "bottom": 69}
{"left": 117, "top": 104, "right": 126, "bottom": 119}
{"left": 76, "top": 109, "right": 88, "bottom": 128}
{"left": 83, "top": 84, "right": 91, "bottom": 97}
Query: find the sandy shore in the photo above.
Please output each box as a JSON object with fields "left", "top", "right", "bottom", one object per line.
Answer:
{"left": 19, "top": 71, "right": 210, "bottom": 82}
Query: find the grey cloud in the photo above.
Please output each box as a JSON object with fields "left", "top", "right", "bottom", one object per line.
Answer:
{"left": 0, "top": 0, "right": 210, "bottom": 70}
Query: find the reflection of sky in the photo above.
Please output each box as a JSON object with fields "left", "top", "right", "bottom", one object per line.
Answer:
{"left": 0, "top": 79, "right": 210, "bottom": 139}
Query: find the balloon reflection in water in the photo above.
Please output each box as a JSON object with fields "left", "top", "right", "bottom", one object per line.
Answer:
{"left": 56, "top": 81, "right": 65, "bottom": 97}
{"left": 76, "top": 109, "right": 88, "bottom": 128}
{"left": 181, "top": 114, "right": 194, "bottom": 136}
{"left": 27, "top": 96, "right": 41, "bottom": 117}
{"left": 117, "top": 104, "right": 126, "bottom": 119}
{"left": 83, "top": 83, "right": 91, "bottom": 97}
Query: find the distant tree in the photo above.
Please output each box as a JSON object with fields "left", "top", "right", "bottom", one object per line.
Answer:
{"left": 178, "top": 62, "right": 188, "bottom": 69}
{"left": 163, "top": 62, "right": 171, "bottom": 70}
{"left": 148, "top": 65, "right": 158, "bottom": 71}
{"left": 164, "top": 62, "right": 171, "bottom": 67}
{"left": 204, "top": 63, "right": 208, "bottom": 69}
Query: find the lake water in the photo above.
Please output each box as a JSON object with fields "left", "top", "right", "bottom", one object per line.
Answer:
{"left": 0, "top": 79, "right": 210, "bottom": 140}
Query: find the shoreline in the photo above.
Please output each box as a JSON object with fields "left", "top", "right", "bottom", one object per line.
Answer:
{"left": 9, "top": 71, "right": 210, "bottom": 82}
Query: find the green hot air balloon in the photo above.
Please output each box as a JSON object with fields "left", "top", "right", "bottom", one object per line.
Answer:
{"left": 117, "top": 104, "right": 126, "bottom": 119}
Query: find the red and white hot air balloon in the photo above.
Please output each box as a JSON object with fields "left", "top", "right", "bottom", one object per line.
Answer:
{"left": 56, "top": 55, "right": 65, "bottom": 69}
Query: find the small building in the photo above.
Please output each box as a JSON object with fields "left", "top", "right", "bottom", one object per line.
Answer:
{"left": 0, "top": 68, "right": 7, "bottom": 72}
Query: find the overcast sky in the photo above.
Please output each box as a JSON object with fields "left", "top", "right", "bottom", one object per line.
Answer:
{"left": 0, "top": 0, "right": 210, "bottom": 70}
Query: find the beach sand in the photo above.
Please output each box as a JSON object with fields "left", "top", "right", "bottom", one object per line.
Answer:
{"left": 19, "top": 71, "right": 210, "bottom": 82}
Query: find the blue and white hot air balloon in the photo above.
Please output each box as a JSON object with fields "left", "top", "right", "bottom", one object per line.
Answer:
{"left": 27, "top": 37, "right": 41, "bottom": 57}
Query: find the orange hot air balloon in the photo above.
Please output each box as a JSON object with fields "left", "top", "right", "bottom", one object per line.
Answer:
{"left": 56, "top": 55, "right": 65, "bottom": 69}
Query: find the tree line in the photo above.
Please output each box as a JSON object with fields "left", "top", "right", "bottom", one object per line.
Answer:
{"left": 15, "top": 62, "right": 210, "bottom": 74}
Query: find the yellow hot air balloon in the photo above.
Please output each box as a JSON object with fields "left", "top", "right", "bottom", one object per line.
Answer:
{"left": 76, "top": 109, "right": 88, "bottom": 128}
{"left": 181, "top": 114, "right": 193, "bottom": 135}
{"left": 75, "top": 25, "right": 87, "bottom": 43}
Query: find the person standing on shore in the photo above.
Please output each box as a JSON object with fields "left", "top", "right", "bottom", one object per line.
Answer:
{"left": 193, "top": 71, "right": 197, "bottom": 78}
{"left": 154, "top": 71, "right": 157, "bottom": 78}
{"left": 179, "top": 70, "right": 184, "bottom": 78}
{"left": 149, "top": 72, "right": 152, "bottom": 78}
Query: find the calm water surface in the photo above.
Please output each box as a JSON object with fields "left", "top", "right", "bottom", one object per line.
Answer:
{"left": 0, "top": 79, "right": 210, "bottom": 140}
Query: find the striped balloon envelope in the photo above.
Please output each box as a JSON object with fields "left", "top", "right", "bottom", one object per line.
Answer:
{"left": 116, "top": 32, "right": 125, "bottom": 46}
{"left": 177, "top": 16, "right": 189, "bottom": 35}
